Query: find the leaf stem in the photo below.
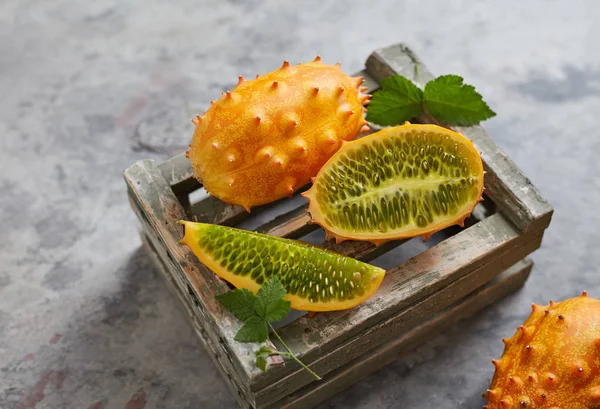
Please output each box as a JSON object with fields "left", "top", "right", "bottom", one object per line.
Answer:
{"left": 268, "top": 323, "right": 322, "bottom": 381}
{"left": 415, "top": 63, "right": 422, "bottom": 86}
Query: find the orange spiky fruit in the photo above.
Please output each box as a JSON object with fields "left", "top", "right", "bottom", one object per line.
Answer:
{"left": 187, "top": 57, "right": 370, "bottom": 211}
{"left": 486, "top": 292, "right": 600, "bottom": 409}
{"left": 302, "top": 124, "right": 484, "bottom": 244}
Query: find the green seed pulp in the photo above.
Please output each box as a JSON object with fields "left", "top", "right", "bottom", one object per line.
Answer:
{"left": 316, "top": 130, "right": 482, "bottom": 233}
{"left": 197, "top": 224, "right": 382, "bottom": 303}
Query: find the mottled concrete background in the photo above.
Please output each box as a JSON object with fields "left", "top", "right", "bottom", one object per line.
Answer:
{"left": 1, "top": 0, "right": 599, "bottom": 408}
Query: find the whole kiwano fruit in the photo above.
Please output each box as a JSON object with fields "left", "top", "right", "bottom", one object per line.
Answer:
{"left": 486, "top": 292, "right": 600, "bottom": 409}
{"left": 186, "top": 57, "right": 370, "bottom": 211}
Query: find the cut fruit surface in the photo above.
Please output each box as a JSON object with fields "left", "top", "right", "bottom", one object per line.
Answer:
{"left": 302, "top": 124, "right": 485, "bottom": 244}
{"left": 179, "top": 221, "right": 386, "bottom": 312}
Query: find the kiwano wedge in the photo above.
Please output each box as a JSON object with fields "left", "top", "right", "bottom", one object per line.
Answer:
{"left": 186, "top": 58, "right": 371, "bottom": 212}
{"left": 178, "top": 220, "right": 386, "bottom": 312}
{"left": 302, "top": 124, "right": 484, "bottom": 244}
{"left": 486, "top": 292, "right": 600, "bottom": 409}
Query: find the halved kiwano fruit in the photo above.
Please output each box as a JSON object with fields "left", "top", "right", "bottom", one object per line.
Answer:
{"left": 302, "top": 124, "right": 485, "bottom": 244}
{"left": 179, "top": 221, "right": 386, "bottom": 311}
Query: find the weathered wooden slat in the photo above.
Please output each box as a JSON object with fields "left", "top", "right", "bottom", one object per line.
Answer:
{"left": 272, "top": 258, "right": 533, "bottom": 409}
{"left": 124, "top": 161, "right": 260, "bottom": 406}
{"left": 141, "top": 232, "right": 252, "bottom": 409}
{"left": 253, "top": 228, "right": 544, "bottom": 406}
{"left": 254, "top": 202, "right": 407, "bottom": 260}
{"left": 364, "top": 43, "right": 553, "bottom": 233}
{"left": 128, "top": 190, "right": 256, "bottom": 404}
{"left": 157, "top": 152, "right": 200, "bottom": 195}
{"left": 249, "top": 212, "right": 538, "bottom": 392}
{"left": 256, "top": 204, "right": 314, "bottom": 238}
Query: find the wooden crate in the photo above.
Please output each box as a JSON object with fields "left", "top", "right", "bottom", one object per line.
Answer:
{"left": 123, "top": 43, "right": 553, "bottom": 409}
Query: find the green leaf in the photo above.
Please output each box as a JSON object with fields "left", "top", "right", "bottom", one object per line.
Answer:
{"left": 423, "top": 75, "right": 496, "bottom": 126}
{"left": 255, "top": 345, "right": 277, "bottom": 372}
{"left": 253, "top": 277, "right": 291, "bottom": 322}
{"left": 234, "top": 316, "right": 268, "bottom": 343}
{"left": 257, "top": 345, "right": 276, "bottom": 356}
{"left": 216, "top": 288, "right": 257, "bottom": 322}
{"left": 365, "top": 75, "right": 424, "bottom": 126}
{"left": 256, "top": 354, "right": 268, "bottom": 372}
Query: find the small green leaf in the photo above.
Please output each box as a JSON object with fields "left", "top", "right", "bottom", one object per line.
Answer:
{"left": 256, "top": 354, "right": 268, "bottom": 372}
{"left": 253, "top": 277, "right": 291, "bottom": 322}
{"left": 235, "top": 316, "right": 268, "bottom": 343}
{"left": 257, "top": 345, "right": 276, "bottom": 356}
{"left": 255, "top": 345, "right": 277, "bottom": 372}
{"left": 423, "top": 75, "right": 496, "bottom": 126}
{"left": 366, "top": 75, "right": 424, "bottom": 126}
{"left": 216, "top": 288, "right": 257, "bottom": 322}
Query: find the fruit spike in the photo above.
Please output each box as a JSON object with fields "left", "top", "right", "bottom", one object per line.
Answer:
{"left": 486, "top": 292, "right": 600, "bottom": 409}
{"left": 302, "top": 124, "right": 485, "bottom": 245}
{"left": 178, "top": 220, "right": 386, "bottom": 312}
{"left": 187, "top": 58, "right": 368, "bottom": 210}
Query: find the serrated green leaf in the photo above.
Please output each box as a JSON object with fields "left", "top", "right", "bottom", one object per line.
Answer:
{"left": 255, "top": 345, "right": 277, "bottom": 372}
{"left": 216, "top": 288, "right": 257, "bottom": 322}
{"left": 366, "top": 75, "right": 424, "bottom": 126}
{"left": 253, "top": 277, "right": 291, "bottom": 322}
{"left": 256, "top": 354, "right": 268, "bottom": 372}
{"left": 423, "top": 75, "right": 496, "bottom": 126}
{"left": 235, "top": 316, "right": 268, "bottom": 343}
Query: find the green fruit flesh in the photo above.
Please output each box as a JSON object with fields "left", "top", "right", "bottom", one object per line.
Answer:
{"left": 180, "top": 221, "right": 386, "bottom": 310}
{"left": 311, "top": 126, "right": 483, "bottom": 239}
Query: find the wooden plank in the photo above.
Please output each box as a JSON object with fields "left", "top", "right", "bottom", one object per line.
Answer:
{"left": 273, "top": 258, "right": 533, "bottom": 409}
{"left": 256, "top": 204, "right": 315, "bottom": 239}
{"left": 128, "top": 191, "right": 256, "bottom": 405}
{"left": 255, "top": 202, "right": 407, "bottom": 260}
{"left": 124, "top": 160, "right": 261, "bottom": 406}
{"left": 157, "top": 152, "right": 200, "bottom": 195}
{"left": 249, "top": 212, "right": 537, "bottom": 392}
{"left": 141, "top": 233, "right": 252, "bottom": 409}
{"left": 364, "top": 43, "right": 553, "bottom": 233}
{"left": 253, "top": 229, "right": 543, "bottom": 406}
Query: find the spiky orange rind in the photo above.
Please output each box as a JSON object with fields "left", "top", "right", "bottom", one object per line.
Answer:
{"left": 302, "top": 124, "right": 485, "bottom": 244}
{"left": 187, "top": 59, "right": 370, "bottom": 211}
{"left": 487, "top": 292, "right": 600, "bottom": 409}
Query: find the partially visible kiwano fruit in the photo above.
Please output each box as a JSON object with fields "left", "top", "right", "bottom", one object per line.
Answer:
{"left": 302, "top": 124, "right": 484, "bottom": 244}
{"left": 486, "top": 292, "right": 600, "bottom": 409}
{"left": 186, "top": 58, "right": 371, "bottom": 212}
{"left": 178, "top": 220, "right": 386, "bottom": 312}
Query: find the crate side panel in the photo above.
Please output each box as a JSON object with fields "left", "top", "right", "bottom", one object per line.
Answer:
{"left": 141, "top": 233, "right": 252, "bottom": 409}
{"left": 250, "top": 213, "right": 523, "bottom": 390}
{"left": 157, "top": 152, "right": 200, "bottom": 194}
{"left": 124, "top": 161, "right": 259, "bottom": 394}
{"left": 254, "top": 231, "right": 543, "bottom": 406}
{"left": 272, "top": 259, "right": 533, "bottom": 409}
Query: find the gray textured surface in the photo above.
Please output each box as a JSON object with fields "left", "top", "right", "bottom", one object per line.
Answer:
{"left": 1, "top": 1, "right": 599, "bottom": 408}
